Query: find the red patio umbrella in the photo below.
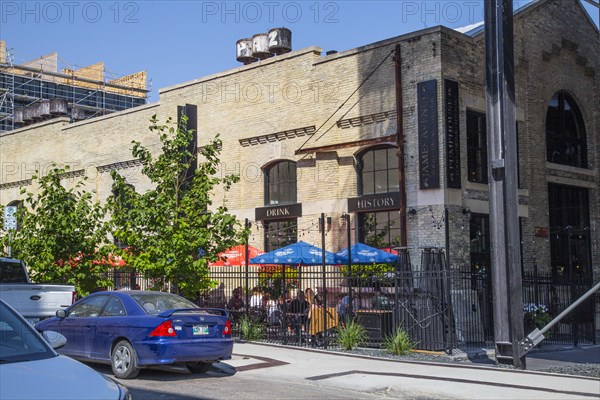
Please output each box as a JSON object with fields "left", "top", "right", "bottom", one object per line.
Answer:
{"left": 209, "top": 245, "right": 265, "bottom": 267}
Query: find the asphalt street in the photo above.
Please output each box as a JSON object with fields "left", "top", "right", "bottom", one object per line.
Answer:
{"left": 109, "top": 342, "right": 600, "bottom": 400}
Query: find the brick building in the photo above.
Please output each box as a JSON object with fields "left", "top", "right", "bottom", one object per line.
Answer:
{"left": 0, "top": 0, "right": 598, "bottom": 295}
{"left": 0, "top": 40, "right": 148, "bottom": 133}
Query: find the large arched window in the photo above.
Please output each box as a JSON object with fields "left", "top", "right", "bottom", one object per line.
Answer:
{"left": 264, "top": 161, "right": 297, "bottom": 205}
{"left": 355, "top": 146, "right": 401, "bottom": 248}
{"left": 546, "top": 92, "right": 587, "bottom": 168}
{"left": 263, "top": 161, "right": 298, "bottom": 251}
{"left": 357, "top": 146, "right": 399, "bottom": 195}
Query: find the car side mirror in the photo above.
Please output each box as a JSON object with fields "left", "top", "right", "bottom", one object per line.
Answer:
{"left": 56, "top": 309, "right": 67, "bottom": 318}
{"left": 42, "top": 331, "right": 67, "bottom": 350}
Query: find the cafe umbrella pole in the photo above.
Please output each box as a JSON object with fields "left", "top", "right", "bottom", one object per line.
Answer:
{"left": 245, "top": 218, "right": 250, "bottom": 319}
{"left": 345, "top": 214, "right": 353, "bottom": 323}
{"left": 321, "top": 212, "right": 328, "bottom": 349}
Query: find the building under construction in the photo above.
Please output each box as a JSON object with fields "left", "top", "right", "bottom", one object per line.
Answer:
{"left": 0, "top": 40, "right": 148, "bottom": 132}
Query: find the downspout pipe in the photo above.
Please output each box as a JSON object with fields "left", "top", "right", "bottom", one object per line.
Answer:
{"left": 394, "top": 44, "right": 407, "bottom": 248}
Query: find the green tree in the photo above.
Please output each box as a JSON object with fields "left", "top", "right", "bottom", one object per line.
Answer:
{"left": 0, "top": 167, "right": 113, "bottom": 295}
{"left": 108, "top": 115, "right": 247, "bottom": 298}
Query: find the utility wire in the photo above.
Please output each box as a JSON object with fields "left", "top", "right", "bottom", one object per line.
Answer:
{"left": 295, "top": 49, "right": 395, "bottom": 155}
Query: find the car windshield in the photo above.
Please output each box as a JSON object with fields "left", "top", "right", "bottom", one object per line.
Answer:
{"left": 131, "top": 293, "right": 198, "bottom": 315}
{"left": 0, "top": 301, "right": 55, "bottom": 364}
{"left": 0, "top": 260, "right": 27, "bottom": 283}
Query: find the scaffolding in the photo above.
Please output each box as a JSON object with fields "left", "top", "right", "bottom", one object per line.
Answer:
{"left": 0, "top": 40, "right": 150, "bottom": 133}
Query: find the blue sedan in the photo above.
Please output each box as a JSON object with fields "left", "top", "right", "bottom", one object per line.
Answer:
{"left": 36, "top": 291, "right": 233, "bottom": 379}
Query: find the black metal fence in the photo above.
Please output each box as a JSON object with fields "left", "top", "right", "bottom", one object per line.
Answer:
{"left": 103, "top": 263, "right": 597, "bottom": 352}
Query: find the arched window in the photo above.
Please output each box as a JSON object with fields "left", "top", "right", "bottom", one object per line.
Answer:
{"left": 355, "top": 146, "right": 401, "bottom": 248}
{"left": 263, "top": 161, "right": 298, "bottom": 251}
{"left": 546, "top": 92, "right": 587, "bottom": 168}
{"left": 264, "top": 161, "right": 297, "bottom": 206}
{"left": 357, "top": 146, "right": 399, "bottom": 195}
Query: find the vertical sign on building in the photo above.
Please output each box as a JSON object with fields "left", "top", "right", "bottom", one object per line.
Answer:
{"left": 177, "top": 104, "right": 198, "bottom": 189}
{"left": 444, "top": 79, "right": 461, "bottom": 189}
{"left": 417, "top": 79, "right": 439, "bottom": 189}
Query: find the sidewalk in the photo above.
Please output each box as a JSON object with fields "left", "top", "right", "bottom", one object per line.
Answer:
{"left": 223, "top": 342, "right": 600, "bottom": 400}
{"left": 450, "top": 343, "right": 599, "bottom": 371}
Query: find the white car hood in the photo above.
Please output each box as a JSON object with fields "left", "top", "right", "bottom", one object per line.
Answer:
{"left": 0, "top": 355, "right": 121, "bottom": 400}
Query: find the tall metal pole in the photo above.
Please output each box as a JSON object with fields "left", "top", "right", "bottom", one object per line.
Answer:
{"left": 244, "top": 218, "right": 250, "bottom": 318}
{"left": 344, "top": 214, "right": 353, "bottom": 322}
{"left": 320, "top": 213, "right": 327, "bottom": 348}
{"left": 394, "top": 44, "right": 408, "bottom": 248}
{"left": 8, "top": 231, "right": 12, "bottom": 258}
{"left": 484, "top": 0, "right": 525, "bottom": 368}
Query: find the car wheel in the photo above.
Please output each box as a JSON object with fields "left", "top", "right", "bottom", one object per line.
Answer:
{"left": 112, "top": 340, "right": 140, "bottom": 379}
{"left": 187, "top": 362, "right": 212, "bottom": 373}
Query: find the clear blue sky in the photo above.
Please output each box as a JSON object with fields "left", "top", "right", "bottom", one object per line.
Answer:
{"left": 1, "top": 1, "right": 598, "bottom": 101}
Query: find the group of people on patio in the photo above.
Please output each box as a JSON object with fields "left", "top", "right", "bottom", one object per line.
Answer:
{"left": 204, "top": 282, "right": 392, "bottom": 344}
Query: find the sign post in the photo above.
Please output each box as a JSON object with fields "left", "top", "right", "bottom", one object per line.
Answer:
{"left": 3, "top": 205, "right": 18, "bottom": 257}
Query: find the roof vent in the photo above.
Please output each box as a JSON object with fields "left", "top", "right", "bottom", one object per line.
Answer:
{"left": 236, "top": 38, "right": 256, "bottom": 64}
{"left": 268, "top": 28, "right": 292, "bottom": 55}
{"left": 22, "top": 106, "right": 34, "bottom": 123}
{"left": 50, "top": 98, "right": 68, "bottom": 115}
{"left": 13, "top": 108, "right": 24, "bottom": 125}
{"left": 252, "top": 33, "right": 273, "bottom": 60}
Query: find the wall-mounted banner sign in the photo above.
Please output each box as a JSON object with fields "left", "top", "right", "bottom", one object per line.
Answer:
{"left": 255, "top": 203, "right": 302, "bottom": 221}
{"left": 444, "top": 79, "right": 461, "bottom": 189}
{"left": 348, "top": 192, "right": 401, "bottom": 213}
{"left": 417, "top": 79, "right": 440, "bottom": 189}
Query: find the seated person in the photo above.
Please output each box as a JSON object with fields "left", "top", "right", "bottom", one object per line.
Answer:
{"left": 227, "top": 288, "right": 245, "bottom": 311}
{"left": 208, "top": 282, "right": 227, "bottom": 308}
{"left": 371, "top": 288, "right": 390, "bottom": 310}
{"left": 249, "top": 287, "right": 263, "bottom": 308}
{"left": 337, "top": 289, "right": 355, "bottom": 322}
{"left": 262, "top": 293, "right": 279, "bottom": 325}
{"left": 308, "top": 294, "right": 338, "bottom": 337}
{"left": 286, "top": 291, "right": 309, "bottom": 332}
{"left": 278, "top": 290, "right": 292, "bottom": 311}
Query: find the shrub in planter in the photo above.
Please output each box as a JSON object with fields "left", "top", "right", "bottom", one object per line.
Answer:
{"left": 340, "top": 263, "right": 395, "bottom": 287}
{"left": 523, "top": 303, "right": 552, "bottom": 332}
{"left": 238, "top": 315, "right": 265, "bottom": 341}
{"left": 336, "top": 319, "right": 367, "bottom": 350}
{"left": 383, "top": 328, "right": 417, "bottom": 355}
{"left": 257, "top": 265, "right": 299, "bottom": 299}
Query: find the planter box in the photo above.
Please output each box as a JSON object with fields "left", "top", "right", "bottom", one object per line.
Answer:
{"left": 356, "top": 310, "right": 393, "bottom": 346}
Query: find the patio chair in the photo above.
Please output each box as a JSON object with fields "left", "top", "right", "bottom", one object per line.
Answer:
{"left": 308, "top": 306, "right": 339, "bottom": 346}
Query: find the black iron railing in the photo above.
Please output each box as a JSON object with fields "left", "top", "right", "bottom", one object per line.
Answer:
{"left": 100, "top": 264, "right": 596, "bottom": 351}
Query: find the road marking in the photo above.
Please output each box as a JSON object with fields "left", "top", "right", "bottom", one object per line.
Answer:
{"left": 306, "top": 370, "right": 600, "bottom": 398}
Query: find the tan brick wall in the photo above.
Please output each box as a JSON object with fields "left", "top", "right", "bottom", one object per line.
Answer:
{"left": 0, "top": 1, "right": 597, "bottom": 282}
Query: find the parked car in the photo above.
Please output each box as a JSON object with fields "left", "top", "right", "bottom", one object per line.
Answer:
{"left": 0, "top": 257, "right": 76, "bottom": 324}
{"left": 0, "top": 299, "right": 130, "bottom": 400}
{"left": 35, "top": 290, "right": 233, "bottom": 378}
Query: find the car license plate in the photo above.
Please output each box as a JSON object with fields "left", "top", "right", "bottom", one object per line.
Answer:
{"left": 193, "top": 325, "right": 209, "bottom": 335}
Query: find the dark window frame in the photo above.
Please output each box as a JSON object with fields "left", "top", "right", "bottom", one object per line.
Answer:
{"left": 264, "top": 161, "right": 297, "bottom": 206}
{"left": 546, "top": 92, "right": 587, "bottom": 168}
{"left": 467, "top": 110, "right": 488, "bottom": 184}
{"left": 548, "top": 184, "right": 591, "bottom": 280}
{"left": 357, "top": 210, "right": 402, "bottom": 249}
{"left": 356, "top": 146, "right": 399, "bottom": 196}
{"left": 264, "top": 219, "right": 298, "bottom": 252}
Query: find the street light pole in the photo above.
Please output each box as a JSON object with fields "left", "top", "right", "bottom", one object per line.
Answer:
{"left": 484, "top": 0, "right": 525, "bottom": 368}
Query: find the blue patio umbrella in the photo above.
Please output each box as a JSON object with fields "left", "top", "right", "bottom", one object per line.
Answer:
{"left": 334, "top": 243, "right": 398, "bottom": 264}
{"left": 249, "top": 241, "right": 337, "bottom": 265}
